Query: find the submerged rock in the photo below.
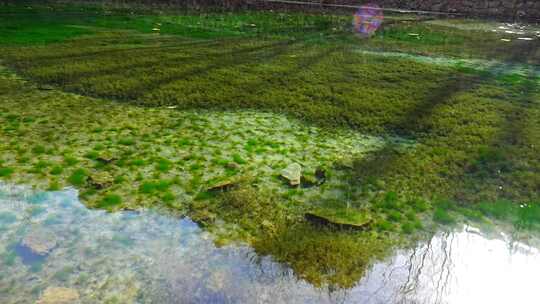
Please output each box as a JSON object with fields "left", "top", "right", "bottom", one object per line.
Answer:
{"left": 88, "top": 171, "right": 114, "bottom": 189}
{"left": 305, "top": 211, "right": 372, "bottom": 231}
{"left": 225, "top": 162, "right": 241, "bottom": 171}
{"left": 281, "top": 163, "right": 302, "bottom": 186}
{"left": 315, "top": 167, "right": 326, "bottom": 184}
{"left": 96, "top": 152, "right": 116, "bottom": 164}
{"left": 36, "top": 287, "right": 80, "bottom": 304}
{"left": 207, "top": 180, "right": 237, "bottom": 192}
{"left": 21, "top": 230, "right": 57, "bottom": 256}
{"left": 300, "top": 175, "right": 319, "bottom": 188}
{"left": 37, "top": 84, "right": 54, "bottom": 91}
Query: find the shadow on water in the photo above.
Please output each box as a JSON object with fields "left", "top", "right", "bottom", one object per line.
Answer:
{"left": 351, "top": 44, "right": 539, "bottom": 202}
{"left": 13, "top": 243, "right": 47, "bottom": 266}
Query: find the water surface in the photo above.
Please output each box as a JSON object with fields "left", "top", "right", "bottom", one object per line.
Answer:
{"left": 1, "top": 184, "right": 538, "bottom": 303}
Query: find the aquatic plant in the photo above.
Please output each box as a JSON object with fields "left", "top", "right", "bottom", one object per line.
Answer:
{"left": 155, "top": 158, "right": 172, "bottom": 173}
{"left": 99, "top": 193, "right": 123, "bottom": 209}
{"left": 139, "top": 180, "right": 171, "bottom": 195}
{"left": 253, "top": 222, "right": 392, "bottom": 289}
{"left": 68, "top": 169, "right": 87, "bottom": 187}
{"left": 401, "top": 222, "right": 415, "bottom": 234}
{"left": 63, "top": 156, "right": 79, "bottom": 166}
{"left": 433, "top": 208, "right": 456, "bottom": 225}
{"left": 31, "top": 145, "right": 46, "bottom": 155}
{"left": 49, "top": 165, "right": 64, "bottom": 175}
{"left": 0, "top": 4, "right": 538, "bottom": 291}
{"left": 0, "top": 167, "right": 14, "bottom": 177}
{"left": 232, "top": 154, "right": 247, "bottom": 165}
{"left": 476, "top": 200, "right": 515, "bottom": 220}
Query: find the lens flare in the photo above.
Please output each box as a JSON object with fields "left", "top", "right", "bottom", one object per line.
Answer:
{"left": 353, "top": 3, "right": 384, "bottom": 37}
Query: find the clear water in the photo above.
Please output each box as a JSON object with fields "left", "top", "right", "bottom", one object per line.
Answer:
{"left": 1, "top": 183, "right": 538, "bottom": 303}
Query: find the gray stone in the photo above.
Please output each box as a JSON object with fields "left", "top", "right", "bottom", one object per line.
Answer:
{"left": 281, "top": 163, "right": 302, "bottom": 186}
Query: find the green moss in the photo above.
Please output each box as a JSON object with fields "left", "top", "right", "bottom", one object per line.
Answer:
{"left": 130, "top": 159, "right": 146, "bottom": 167}
{"left": 387, "top": 210, "right": 403, "bottom": 222}
{"left": 177, "top": 138, "right": 192, "bottom": 147}
{"left": 31, "top": 145, "right": 46, "bottom": 155}
{"left": 63, "top": 156, "right": 79, "bottom": 166}
{"left": 162, "top": 192, "right": 175, "bottom": 202}
{"left": 516, "top": 203, "right": 540, "bottom": 230}
{"left": 155, "top": 159, "right": 172, "bottom": 172}
{"left": 433, "top": 207, "right": 456, "bottom": 225}
{"left": 401, "top": 222, "right": 415, "bottom": 234}
{"left": 68, "top": 168, "right": 87, "bottom": 186}
{"left": 32, "top": 160, "right": 50, "bottom": 172}
{"left": 194, "top": 191, "right": 216, "bottom": 201}
{"left": 380, "top": 192, "right": 400, "bottom": 210}
{"left": 84, "top": 150, "right": 100, "bottom": 160}
{"left": 49, "top": 165, "right": 64, "bottom": 175}
{"left": 139, "top": 180, "right": 171, "bottom": 194}
{"left": 0, "top": 167, "right": 14, "bottom": 177}
{"left": 99, "top": 193, "right": 122, "bottom": 208}
{"left": 0, "top": 5, "right": 538, "bottom": 289}
{"left": 459, "top": 208, "right": 484, "bottom": 222}
{"left": 253, "top": 223, "right": 392, "bottom": 288}
{"left": 118, "top": 138, "right": 136, "bottom": 146}
{"left": 47, "top": 180, "right": 61, "bottom": 191}
{"left": 232, "top": 154, "right": 247, "bottom": 165}
{"left": 477, "top": 200, "right": 515, "bottom": 220}
{"left": 310, "top": 205, "right": 372, "bottom": 227}
{"left": 409, "top": 198, "right": 429, "bottom": 212}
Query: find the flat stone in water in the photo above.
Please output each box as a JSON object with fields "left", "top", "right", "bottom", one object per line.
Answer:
{"left": 88, "top": 171, "right": 114, "bottom": 189}
{"left": 20, "top": 230, "right": 57, "bottom": 256}
{"left": 305, "top": 211, "right": 372, "bottom": 231}
{"left": 36, "top": 287, "right": 80, "bottom": 304}
{"left": 207, "top": 179, "right": 237, "bottom": 192}
{"left": 281, "top": 163, "right": 302, "bottom": 186}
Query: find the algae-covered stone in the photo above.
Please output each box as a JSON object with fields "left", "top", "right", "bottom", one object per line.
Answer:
{"left": 88, "top": 171, "right": 114, "bottom": 189}
{"left": 305, "top": 209, "right": 372, "bottom": 231}
{"left": 281, "top": 163, "right": 302, "bottom": 186}
{"left": 37, "top": 84, "right": 55, "bottom": 91}
{"left": 21, "top": 230, "right": 57, "bottom": 255}
{"left": 36, "top": 287, "right": 80, "bottom": 304}
{"left": 96, "top": 152, "right": 116, "bottom": 164}
{"left": 207, "top": 179, "right": 237, "bottom": 192}
{"left": 225, "top": 162, "right": 240, "bottom": 170}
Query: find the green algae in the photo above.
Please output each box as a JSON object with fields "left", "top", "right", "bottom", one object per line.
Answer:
{"left": 2, "top": 24, "right": 537, "bottom": 208}
{"left": 0, "top": 66, "right": 408, "bottom": 286}
{"left": 0, "top": 5, "right": 538, "bottom": 289}
{"left": 68, "top": 169, "right": 87, "bottom": 187}
{"left": 253, "top": 222, "right": 392, "bottom": 289}
{"left": 433, "top": 207, "right": 456, "bottom": 225}
{"left": 0, "top": 167, "right": 15, "bottom": 178}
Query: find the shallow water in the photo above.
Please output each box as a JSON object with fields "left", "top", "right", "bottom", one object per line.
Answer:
{"left": 1, "top": 183, "right": 538, "bottom": 303}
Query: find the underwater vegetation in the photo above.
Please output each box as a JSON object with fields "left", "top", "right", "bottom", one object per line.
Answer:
{"left": 0, "top": 2, "right": 539, "bottom": 289}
